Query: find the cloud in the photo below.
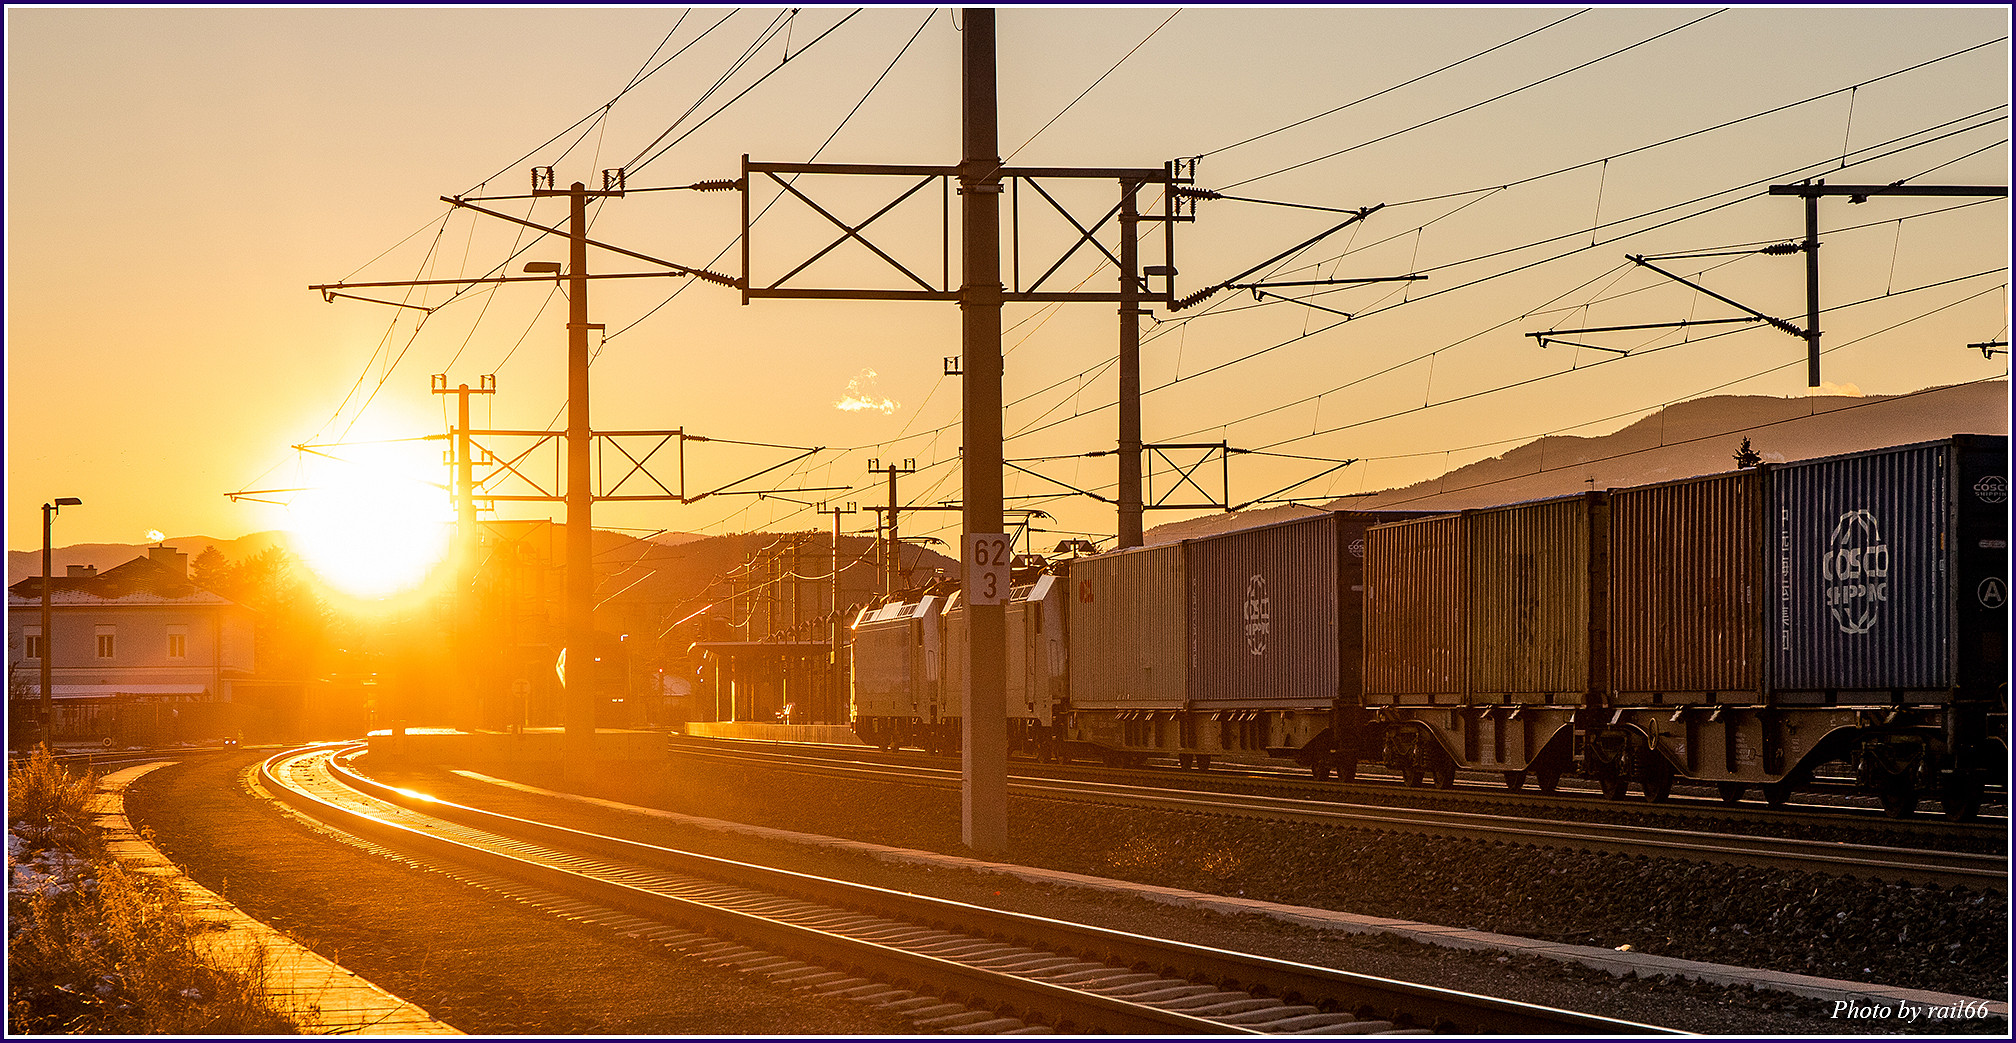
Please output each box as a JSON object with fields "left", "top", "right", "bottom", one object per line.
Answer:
{"left": 835, "top": 369, "right": 899, "bottom": 414}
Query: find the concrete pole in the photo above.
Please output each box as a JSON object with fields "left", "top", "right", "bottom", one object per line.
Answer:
{"left": 436, "top": 377, "right": 491, "bottom": 729}
{"left": 1802, "top": 189, "right": 1822, "bottom": 388}
{"left": 959, "top": 7, "right": 1009, "bottom": 855}
{"left": 1117, "top": 180, "right": 1145, "bottom": 549}
{"left": 565, "top": 182, "right": 596, "bottom": 768}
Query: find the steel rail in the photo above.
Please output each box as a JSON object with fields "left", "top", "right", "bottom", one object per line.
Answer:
{"left": 328, "top": 751, "right": 1668, "bottom": 1036}
{"left": 665, "top": 740, "right": 2007, "bottom": 891}
{"left": 671, "top": 733, "right": 2009, "bottom": 831}
{"left": 260, "top": 747, "right": 1240, "bottom": 1035}
{"left": 262, "top": 745, "right": 1671, "bottom": 1035}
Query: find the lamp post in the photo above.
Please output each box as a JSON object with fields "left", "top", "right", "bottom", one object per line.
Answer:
{"left": 39, "top": 497, "right": 81, "bottom": 747}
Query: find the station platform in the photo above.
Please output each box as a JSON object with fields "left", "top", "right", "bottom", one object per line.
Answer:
{"left": 362, "top": 723, "right": 867, "bottom": 764}
{"left": 679, "top": 720, "right": 868, "bottom": 745}
{"left": 364, "top": 727, "right": 668, "bottom": 765}
{"left": 96, "top": 764, "right": 460, "bottom": 1034}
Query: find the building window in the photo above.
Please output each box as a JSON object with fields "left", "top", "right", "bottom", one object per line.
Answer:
{"left": 167, "top": 633, "right": 188, "bottom": 659}
{"left": 24, "top": 630, "right": 43, "bottom": 660}
{"left": 95, "top": 626, "right": 116, "bottom": 660}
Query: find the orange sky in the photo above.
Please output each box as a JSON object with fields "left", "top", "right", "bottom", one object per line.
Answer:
{"left": 7, "top": 6, "right": 2009, "bottom": 562}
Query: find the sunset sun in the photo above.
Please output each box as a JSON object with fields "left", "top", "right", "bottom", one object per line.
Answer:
{"left": 287, "top": 440, "right": 451, "bottom": 598}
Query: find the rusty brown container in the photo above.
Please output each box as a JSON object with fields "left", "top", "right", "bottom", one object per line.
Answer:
{"left": 1064, "top": 543, "right": 1188, "bottom": 709}
{"left": 1186, "top": 513, "right": 1340, "bottom": 709}
{"left": 1606, "top": 470, "right": 1765, "bottom": 704}
{"left": 1465, "top": 493, "right": 1606, "bottom": 705}
{"left": 1361, "top": 514, "right": 1465, "bottom": 704}
{"left": 1335, "top": 512, "right": 1438, "bottom": 706}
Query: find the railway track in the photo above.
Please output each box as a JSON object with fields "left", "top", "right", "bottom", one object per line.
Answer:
{"left": 667, "top": 737, "right": 2007, "bottom": 891}
{"left": 10, "top": 741, "right": 254, "bottom": 776}
{"left": 258, "top": 744, "right": 1671, "bottom": 1035}
{"left": 672, "top": 734, "right": 2008, "bottom": 841}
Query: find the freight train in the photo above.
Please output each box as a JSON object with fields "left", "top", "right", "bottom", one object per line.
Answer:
{"left": 846, "top": 435, "right": 2008, "bottom": 818}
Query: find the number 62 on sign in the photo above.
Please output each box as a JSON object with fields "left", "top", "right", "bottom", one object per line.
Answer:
{"left": 965, "top": 533, "right": 1012, "bottom": 605}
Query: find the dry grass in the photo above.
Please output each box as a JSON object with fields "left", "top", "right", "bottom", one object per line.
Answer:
{"left": 7, "top": 745, "right": 305, "bottom": 1035}
{"left": 7, "top": 745, "right": 100, "bottom": 855}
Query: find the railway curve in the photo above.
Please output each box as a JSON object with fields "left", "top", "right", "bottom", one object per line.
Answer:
{"left": 258, "top": 744, "right": 1673, "bottom": 1036}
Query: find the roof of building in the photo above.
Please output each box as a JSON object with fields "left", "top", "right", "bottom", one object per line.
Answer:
{"left": 7, "top": 553, "right": 236, "bottom": 608}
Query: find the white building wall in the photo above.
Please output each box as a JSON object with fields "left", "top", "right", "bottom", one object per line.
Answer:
{"left": 7, "top": 601, "right": 255, "bottom": 696}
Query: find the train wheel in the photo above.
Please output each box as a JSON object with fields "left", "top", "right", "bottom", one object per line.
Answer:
{"left": 1943, "top": 776, "right": 1984, "bottom": 821}
{"left": 1430, "top": 753, "right": 1457, "bottom": 790}
{"left": 1312, "top": 761, "right": 1332, "bottom": 781}
{"left": 1338, "top": 757, "right": 1359, "bottom": 783}
{"left": 1876, "top": 776, "right": 1918, "bottom": 819}
{"left": 1194, "top": 755, "right": 1211, "bottom": 772}
{"left": 1639, "top": 757, "right": 1674, "bottom": 803}
{"left": 1178, "top": 753, "right": 1193, "bottom": 769}
{"left": 1598, "top": 771, "right": 1629, "bottom": 801}
{"left": 1534, "top": 766, "right": 1561, "bottom": 794}
{"left": 1401, "top": 766, "right": 1424, "bottom": 787}
{"left": 1717, "top": 782, "right": 1746, "bottom": 805}
{"left": 1502, "top": 770, "right": 1527, "bottom": 792}
{"left": 1762, "top": 781, "right": 1793, "bottom": 807}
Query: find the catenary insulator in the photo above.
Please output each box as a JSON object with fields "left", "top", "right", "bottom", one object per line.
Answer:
{"left": 688, "top": 179, "right": 743, "bottom": 193}
{"left": 1171, "top": 285, "right": 1224, "bottom": 311}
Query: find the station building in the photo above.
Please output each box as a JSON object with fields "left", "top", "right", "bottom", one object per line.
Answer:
{"left": 7, "top": 545, "right": 253, "bottom": 744}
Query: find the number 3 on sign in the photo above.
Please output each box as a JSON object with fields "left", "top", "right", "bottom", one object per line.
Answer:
{"left": 966, "top": 533, "right": 1013, "bottom": 605}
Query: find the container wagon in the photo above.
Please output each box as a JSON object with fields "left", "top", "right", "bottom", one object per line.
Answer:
{"left": 1062, "top": 511, "right": 1408, "bottom": 773}
{"left": 1361, "top": 494, "right": 1604, "bottom": 793}
{"left": 1605, "top": 434, "right": 2008, "bottom": 815}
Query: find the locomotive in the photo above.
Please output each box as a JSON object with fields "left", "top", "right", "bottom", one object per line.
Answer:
{"left": 847, "top": 435, "right": 2008, "bottom": 818}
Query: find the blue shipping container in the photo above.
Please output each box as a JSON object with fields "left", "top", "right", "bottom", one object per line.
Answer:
{"left": 1769, "top": 438, "right": 1987, "bottom": 693}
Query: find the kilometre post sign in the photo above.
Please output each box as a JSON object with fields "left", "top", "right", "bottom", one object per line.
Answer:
{"left": 966, "top": 534, "right": 1012, "bottom": 606}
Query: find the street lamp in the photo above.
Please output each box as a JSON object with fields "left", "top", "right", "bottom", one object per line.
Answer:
{"left": 39, "top": 497, "right": 81, "bottom": 748}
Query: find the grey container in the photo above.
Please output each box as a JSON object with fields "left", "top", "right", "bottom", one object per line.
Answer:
{"left": 1767, "top": 436, "right": 2008, "bottom": 696}
{"left": 1465, "top": 493, "right": 1605, "bottom": 704}
{"left": 1606, "top": 470, "right": 1765, "bottom": 703}
{"left": 1362, "top": 514, "right": 1466, "bottom": 704}
{"left": 1065, "top": 543, "right": 1188, "bottom": 709}
{"left": 1186, "top": 513, "right": 1340, "bottom": 709}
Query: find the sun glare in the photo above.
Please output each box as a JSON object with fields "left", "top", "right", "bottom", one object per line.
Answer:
{"left": 287, "top": 439, "right": 452, "bottom": 598}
